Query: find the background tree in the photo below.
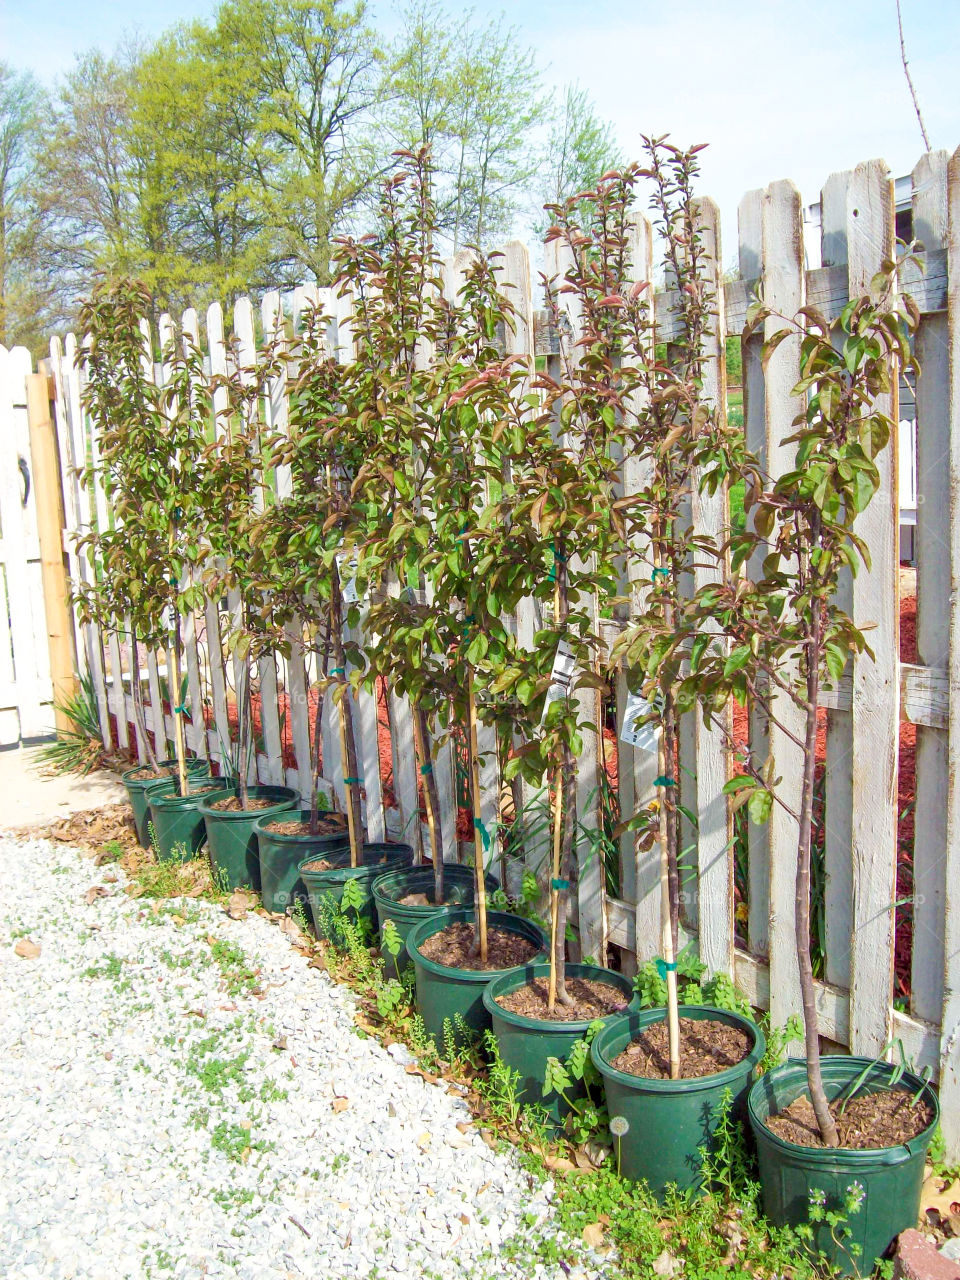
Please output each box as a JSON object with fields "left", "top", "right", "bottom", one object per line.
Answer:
{"left": 533, "top": 84, "right": 622, "bottom": 236}
{"left": 0, "top": 64, "right": 53, "bottom": 349}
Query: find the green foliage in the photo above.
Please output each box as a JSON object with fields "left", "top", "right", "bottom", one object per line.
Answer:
{"left": 35, "top": 673, "right": 104, "bottom": 776}
{"left": 634, "top": 944, "right": 753, "bottom": 1020}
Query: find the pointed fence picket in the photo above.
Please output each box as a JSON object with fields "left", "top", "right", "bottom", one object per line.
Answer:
{"left": 44, "top": 143, "right": 960, "bottom": 1159}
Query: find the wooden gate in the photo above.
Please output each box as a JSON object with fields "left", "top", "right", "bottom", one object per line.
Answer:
{"left": 0, "top": 344, "right": 53, "bottom": 744}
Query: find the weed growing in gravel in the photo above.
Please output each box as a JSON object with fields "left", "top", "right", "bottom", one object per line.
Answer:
{"left": 209, "top": 938, "right": 260, "bottom": 996}
{"left": 210, "top": 1120, "right": 253, "bottom": 1162}
{"left": 83, "top": 952, "right": 127, "bottom": 987}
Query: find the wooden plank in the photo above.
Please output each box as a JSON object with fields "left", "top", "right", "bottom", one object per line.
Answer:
{"left": 204, "top": 302, "right": 235, "bottom": 775}
{"left": 235, "top": 296, "right": 285, "bottom": 787}
{"left": 911, "top": 151, "right": 951, "bottom": 1025}
{"left": 497, "top": 241, "right": 544, "bottom": 893}
{"left": 941, "top": 143, "right": 960, "bottom": 1161}
{"left": 26, "top": 371, "right": 77, "bottom": 736}
{"left": 820, "top": 171, "right": 855, "bottom": 993}
{"left": 689, "top": 198, "right": 733, "bottom": 977}
{"left": 761, "top": 178, "right": 806, "bottom": 1040}
{"left": 846, "top": 159, "right": 899, "bottom": 1059}
{"left": 616, "top": 209, "right": 661, "bottom": 961}
{"left": 738, "top": 188, "right": 771, "bottom": 958}
{"left": 48, "top": 336, "right": 88, "bottom": 682}
{"left": 66, "top": 333, "right": 113, "bottom": 751}
{"left": 543, "top": 231, "right": 605, "bottom": 963}
{"left": 179, "top": 308, "right": 210, "bottom": 766}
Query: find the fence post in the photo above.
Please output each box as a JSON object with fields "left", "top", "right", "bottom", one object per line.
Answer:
{"left": 26, "top": 370, "right": 77, "bottom": 735}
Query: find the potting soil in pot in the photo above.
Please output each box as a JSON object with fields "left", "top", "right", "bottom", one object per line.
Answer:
{"left": 261, "top": 815, "right": 347, "bottom": 837}
{"left": 495, "top": 976, "right": 630, "bottom": 1022}
{"left": 418, "top": 921, "right": 539, "bottom": 971}
{"left": 612, "top": 1016, "right": 751, "bottom": 1079}
{"left": 765, "top": 1086, "right": 935, "bottom": 1149}
{"left": 210, "top": 796, "right": 278, "bottom": 812}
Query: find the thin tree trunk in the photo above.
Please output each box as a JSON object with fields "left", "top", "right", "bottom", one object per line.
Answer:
{"left": 548, "top": 548, "right": 575, "bottom": 1008}
{"left": 798, "top": 592, "right": 839, "bottom": 1146}
{"left": 129, "top": 634, "right": 159, "bottom": 771}
{"left": 237, "top": 659, "right": 251, "bottom": 809}
{"left": 331, "top": 568, "right": 363, "bottom": 867}
{"left": 466, "top": 668, "right": 488, "bottom": 963}
{"left": 310, "top": 619, "right": 332, "bottom": 836}
{"left": 169, "top": 621, "right": 189, "bottom": 798}
{"left": 413, "top": 703, "right": 444, "bottom": 903}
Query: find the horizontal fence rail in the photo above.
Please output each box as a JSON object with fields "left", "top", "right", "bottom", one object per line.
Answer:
{"left": 39, "top": 144, "right": 960, "bottom": 1159}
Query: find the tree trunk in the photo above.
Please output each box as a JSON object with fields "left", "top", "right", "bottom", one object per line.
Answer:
{"left": 466, "top": 669, "right": 488, "bottom": 963}
{"left": 797, "top": 594, "right": 840, "bottom": 1146}
{"left": 129, "top": 634, "right": 159, "bottom": 771}
{"left": 331, "top": 568, "right": 363, "bottom": 868}
{"left": 413, "top": 703, "right": 444, "bottom": 904}
{"left": 237, "top": 659, "right": 252, "bottom": 810}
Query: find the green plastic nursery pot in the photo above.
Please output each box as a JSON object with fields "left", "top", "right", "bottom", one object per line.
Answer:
{"left": 407, "top": 909, "right": 548, "bottom": 1049}
{"left": 254, "top": 810, "right": 351, "bottom": 915}
{"left": 146, "top": 778, "right": 223, "bottom": 863}
{"left": 197, "top": 786, "right": 299, "bottom": 893}
{"left": 482, "top": 962, "right": 639, "bottom": 1128}
{"left": 371, "top": 864, "right": 499, "bottom": 976}
{"left": 591, "top": 1005, "right": 766, "bottom": 1199}
{"left": 748, "top": 1057, "right": 939, "bottom": 1276}
{"left": 299, "top": 842, "right": 414, "bottom": 942}
{"left": 122, "top": 759, "right": 208, "bottom": 846}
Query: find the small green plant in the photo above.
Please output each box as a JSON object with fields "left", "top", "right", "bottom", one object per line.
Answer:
{"left": 35, "top": 673, "right": 104, "bottom": 775}
{"left": 796, "top": 1182, "right": 867, "bottom": 1276}
{"left": 542, "top": 1021, "right": 607, "bottom": 1144}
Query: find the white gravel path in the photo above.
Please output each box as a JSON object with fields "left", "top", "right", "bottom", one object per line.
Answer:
{"left": 0, "top": 835, "right": 576, "bottom": 1280}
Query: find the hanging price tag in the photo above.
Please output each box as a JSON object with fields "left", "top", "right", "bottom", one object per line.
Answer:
{"left": 541, "top": 641, "right": 576, "bottom": 723}
{"left": 620, "top": 692, "right": 658, "bottom": 754}
{"left": 163, "top": 603, "right": 177, "bottom": 633}
{"left": 336, "top": 555, "right": 361, "bottom": 604}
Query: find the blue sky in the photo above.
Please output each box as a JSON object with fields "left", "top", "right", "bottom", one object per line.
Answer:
{"left": 4, "top": 0, "right": 958, "bottom": 257}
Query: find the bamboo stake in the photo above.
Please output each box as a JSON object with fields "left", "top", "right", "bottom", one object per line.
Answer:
{"left": 466, "top": 669, "right": 488, "bottom": 963}
{"left": 169, "top": 629, "right": 189, "bottom": 797}
{"left": 546, "top": 764, "right": 564, "bottom": 1013}
{"left": 657, "top": 724, "right": 680, "bottom": 1079}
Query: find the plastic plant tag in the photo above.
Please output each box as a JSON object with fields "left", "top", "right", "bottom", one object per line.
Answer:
{"left": 541, "top": 641, "right": 576, "bottom": 723}
{"left": 620, "top": 692, "right": 658, "bottom": 754}
{"left": 336, "top": 554, "right": 360, "bottom": 604}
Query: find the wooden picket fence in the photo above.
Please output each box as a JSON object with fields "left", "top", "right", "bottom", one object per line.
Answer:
{"left": 41, "top": 145, "right": 960, "bottom": 1159}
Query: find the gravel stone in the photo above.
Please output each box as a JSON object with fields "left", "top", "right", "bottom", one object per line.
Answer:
{"left": 0, "top": 834, "right": 576, "bottom": 1279}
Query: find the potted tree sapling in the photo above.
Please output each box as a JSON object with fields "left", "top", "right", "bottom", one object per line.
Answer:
{"left": 688, "top": 258, "right": 937, "bottom": 1272}
{"left": 194, "top": 340, "right": 298, "bottom": 891}
{"left": 335, "top": 152, "right": 545, "bottom": 1041}
{"left": 246, "top": 301, "right": 413, "bottom": 931}
{"left": 590, "top": 140, "right": 765, "bottom": 1195}
{"left": 76, "top": 280, "right": 214, "bottom": 855}
{"left": 472, "top": 170, "right": 652, "bottom": 1129}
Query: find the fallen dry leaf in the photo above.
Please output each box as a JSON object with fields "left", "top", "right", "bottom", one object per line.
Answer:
{"left": 456, "top": 1121, "right": 473, "bottom": 1134}
{"left": 573, "top": 1148, "right": 595, "bottom": 1171}
{"left": 479, "top": 1129, "right": 498, "bottom": 1151}
{"left": 124, "top": 884, "right": 145, "bottom": 898}
{"left": 102, "top": 872, "right": 118, "bottom": 883}
{"left": 14, "top": 938, "right": 41, "bottom": 959}
{"left": 278, "top": 915, "right": 305, "bottom": 942}
{"left": 225, "top": 889, "right": 254, "bottom": 920}
{"left": 652, "top": 1249, "right": 682, "bottom": 1278}
{"left": 921, "top": 1174, "right": 960, "bottom": 1235}
{"left": 170, "top": 913, "right": 186, "bottom": 926}
{"left": 84, "top": 886, "right": 108, "bottom": 905}
{"left": 543, "top": 1152, "right": 576, "bottom": 1173}
{"left": 331, "top": 1098, "right": 350, "bottom": 1113}
{"left": 581, "top": 1221, "right": 607, "bottom": 1250}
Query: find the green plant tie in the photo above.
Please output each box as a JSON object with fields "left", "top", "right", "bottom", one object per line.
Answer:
{"left": 173, "top": 507, "right": 182, "bottom": 521}
{"left": 419, "top": 762, "right": 433, "bottom": 775}
{"left": 473, "top": 817, "right": 491, "bottom": 850}
{"left": 343, "top": 776, "right": 362, "bottom": 786}
{"left": 653, "top": 775, "right": 676, "bottom": 787}
{"left": 174, "top": 704, "right": 188, "bottom": 715}
{"left": 330, "top": 666, "right": 346, "bottom": 676}
{"left": 551, "top": 877, "right": 570, "bottom": 891}
{"left": 655, "top": 958, "right": 678, "bottom": 979}
{"left": 651, "top": 567, "right": 669, "bottom": 582}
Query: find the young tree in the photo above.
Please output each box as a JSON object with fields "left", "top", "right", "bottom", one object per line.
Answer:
{"left": 681, "top": 262, "right": 918, "bottom": 1142}
{"left": 533, "top": 84, "right": 622, "bottom": 236}
{"left": 74, "top": 279, "right": 209, "bottom": 792}
{"left": 0, "top": 64, "right": 52, "bottom": 350}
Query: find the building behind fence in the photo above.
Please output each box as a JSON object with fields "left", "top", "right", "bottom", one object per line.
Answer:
{"left": 1, "top": 145, "right": 958, "bottom": 1159}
